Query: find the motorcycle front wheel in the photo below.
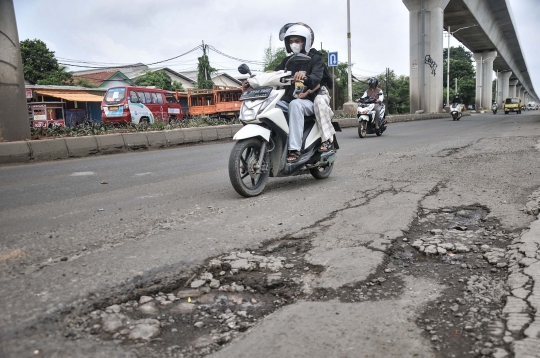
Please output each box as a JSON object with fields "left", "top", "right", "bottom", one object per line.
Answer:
{"left": 358, "top": 121, "right": 367, "bottom": 138}
{"left": 228, "top": 138, "right": 270, "bottom": 197}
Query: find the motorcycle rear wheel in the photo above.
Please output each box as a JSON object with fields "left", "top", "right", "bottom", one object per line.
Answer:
{"left": 358, "top": 121, "right": 367, "bottom": 138}
{"left": 228, "top": 138, "right": 270, "bottom": 197}
{"left": 310, "top": 163, "right": 333, "bottom": 179}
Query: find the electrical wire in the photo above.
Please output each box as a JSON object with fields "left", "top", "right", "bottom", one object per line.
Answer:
{"left": 58, "top": 45, "right": 203, "bottom": 69}
{"left": 207, "top": 45, "right": 265, "bottom": 65}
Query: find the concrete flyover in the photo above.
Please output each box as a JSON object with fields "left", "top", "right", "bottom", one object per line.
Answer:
{"left": 403, "top": 0, "right": 538, "bottom": 113}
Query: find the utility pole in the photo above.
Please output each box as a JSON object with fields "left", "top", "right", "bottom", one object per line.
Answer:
{"left": 342, "top": 0, "right": 356, "bottom": 114}
{"left": 447, "top": 26, "right": 450, "bottom": 109}
{"left": 386, "top": 68, "right": 390, "bottom": 109}
{"left": 346, "top": 0, "right": 353, "bottom": 103}
{"left": 420, "top": 0, "right": 426, "bottom": 111}
{"left": 332, "top": 67, "right": 335, "bottom": 111}
{"left": 0, "top": 0, "right": 31, "bottom": 141}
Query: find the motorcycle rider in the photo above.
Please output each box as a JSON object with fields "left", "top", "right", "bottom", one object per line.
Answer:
{"left": 361, "top": 77, "right": 384, "bottom": 130}
{"left": 293, "top": 23, "right": 335, "bottom": 152}
{"left": 452, "top": 93, "right": 463, "bottom": 105}
{"left": 275, "top": 23, "right": 324, "bottom": 163}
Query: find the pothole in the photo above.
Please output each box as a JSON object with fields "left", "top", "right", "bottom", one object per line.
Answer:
{"left": 58, "top": 203, "right": 519, "bottom": 358}
{"left": 389, "top": 205, "right": 519, "bottom": 358}
{"left": 62, "top": 237, "right": 327, "bottom": 357}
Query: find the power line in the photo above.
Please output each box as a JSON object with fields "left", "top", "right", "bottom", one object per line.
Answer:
{"left": 58, "top": 45, "right": 204, "bottom": 69}
{"left": 207, "top": 45, "right": 265, "bottom": 65}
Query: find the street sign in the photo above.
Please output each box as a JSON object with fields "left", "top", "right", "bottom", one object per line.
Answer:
{"left": 328, "top": 52, "right": 338, "bottom": 67}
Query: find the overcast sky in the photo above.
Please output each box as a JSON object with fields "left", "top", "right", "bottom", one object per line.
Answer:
{"left": 13, "top": 0, "right": 540, "bottom": 94}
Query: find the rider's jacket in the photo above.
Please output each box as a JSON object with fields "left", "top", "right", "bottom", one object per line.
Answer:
{"left": 275, "top": 51, "right": 324, "bottom": 103}
{"left": 362, "top": 87, "right": 384, "bottom": 102}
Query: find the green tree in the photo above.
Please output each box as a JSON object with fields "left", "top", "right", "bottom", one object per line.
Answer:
{"left": 36, "top": 65, "right": 73, "bottom": 86}
{"left": 197, "top": 45, "right": 216, "bottom": 89}
{"left": 73, "top": 77, "right": 97, "bottom": 88}
{"left": 135, "top": 70, "right": 185, "bottom": 91}
{"left": 20, "top": 39, "right": 73, "bottom": 85}
{"left": 443, "top": 46, "right": 475, "bottom": 106}
{"left": 263, "top": 36, "right": 288, "bottom": 71}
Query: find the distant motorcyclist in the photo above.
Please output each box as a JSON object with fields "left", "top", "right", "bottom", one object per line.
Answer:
{"left": 452, "top": 93, "right": 463, "bottom": 105}
{"left": 361, "top": 78, "right": 384, "bottom": 130}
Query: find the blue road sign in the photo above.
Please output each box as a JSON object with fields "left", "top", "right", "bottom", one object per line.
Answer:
{"left": 328, "top": 52, "right": 338, "bottom": 67}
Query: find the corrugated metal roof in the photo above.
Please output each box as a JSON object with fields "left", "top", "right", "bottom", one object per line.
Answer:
{"left": 34, "top": 90, "right": 104, "bottom": 102}
{"left": 26, "top": 84, "right": 106, "bottom": 92}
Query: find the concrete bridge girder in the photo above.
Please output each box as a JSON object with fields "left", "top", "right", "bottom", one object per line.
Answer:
{"left": 445, "top": 0, "right": 538, "bottom": 102}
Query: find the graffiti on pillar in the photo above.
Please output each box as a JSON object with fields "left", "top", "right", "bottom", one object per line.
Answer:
{"left": 424, "top": 55, "right": 437, "bottom": 76}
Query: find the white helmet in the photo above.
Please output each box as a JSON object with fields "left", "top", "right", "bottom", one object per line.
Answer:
{"left": 279, "top": 23, "right": 313, "bottom": 54}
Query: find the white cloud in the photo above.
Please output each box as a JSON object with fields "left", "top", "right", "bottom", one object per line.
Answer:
{"left": 13, "top": 0, "right": 539, "bottom": 96}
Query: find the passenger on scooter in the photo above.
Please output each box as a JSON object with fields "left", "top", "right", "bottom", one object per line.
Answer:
{"left": 275, "top": 23, "right": 324, "bottom": 163}
{"left": 361, "top": 78, "right": 384, "bottom": 130}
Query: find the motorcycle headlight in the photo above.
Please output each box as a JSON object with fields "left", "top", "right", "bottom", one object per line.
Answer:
{"left": 240, "top": 94, "right": 279, "bottom": 121}
{"left": 240, "top": 100, "right": 264, "bottom": 121}
{"left": 257, "top": 93, "right": 279, "bottom": 115}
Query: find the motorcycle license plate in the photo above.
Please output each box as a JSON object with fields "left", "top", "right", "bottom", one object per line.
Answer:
{"left": 240, "top": 87, "right": 272, "bottom": 101}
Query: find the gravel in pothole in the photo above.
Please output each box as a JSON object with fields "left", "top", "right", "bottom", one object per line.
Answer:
{"left": 389, "top": 206, "right": 518, "bottom": 358}
{"left": 62, "top": 205, "right": 519, "bottom": 358}
{"left": 63, "top": 239, "right": 325, "bottom": 357}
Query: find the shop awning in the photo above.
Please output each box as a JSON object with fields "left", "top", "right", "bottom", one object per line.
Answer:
{"left": 34, "top": 90, "right": 104, "bottom": 102}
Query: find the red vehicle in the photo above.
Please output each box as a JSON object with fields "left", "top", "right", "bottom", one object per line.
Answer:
{"left": 101, "top": 86, "right": 183, "bottom": 124}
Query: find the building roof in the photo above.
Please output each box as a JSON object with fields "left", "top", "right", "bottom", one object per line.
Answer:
{"left": 73, "top": 70, "right": 117, "bottom": 86}
{"left": 176, "top": 71, "right": 241, "bottom": 86}
{"left": 33, "top": 90, "right": 104, "bottom": 102}
{"left": 26, "top": 84, "right": 106, "bottom": 92}
{"left": 73, "top": 70, "right": 135, "bottom": 87}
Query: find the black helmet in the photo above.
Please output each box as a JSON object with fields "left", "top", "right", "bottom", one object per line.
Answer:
{"left": 455, "top": 93, "right": 460, "bottom": 97}
{"left": 368, "top": 77, "right": 378, "bottom": 88}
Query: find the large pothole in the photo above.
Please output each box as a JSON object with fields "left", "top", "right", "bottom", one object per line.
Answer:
{"left": 59, "top": 204, "right": 517, "bottom": 358}
{"left": 392, "top": 206, "right": 518, "bottom": 358}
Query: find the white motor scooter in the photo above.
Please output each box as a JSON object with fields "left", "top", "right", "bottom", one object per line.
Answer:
{"left": 450, "top": 103, "right": 462, "bottom": 121}
{"left": 357, "top": 97, "right": 386, "bottom": 138}
{"left": 229, "top": 56, "right": 340, "bottom": 197}
{"left": 492, "top": 102, "right": 498, "bottom": 114}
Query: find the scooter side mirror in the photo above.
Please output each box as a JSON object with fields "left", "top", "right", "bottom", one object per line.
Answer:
{"left": 238, "top": 64, "right": 252, "bottom": 76}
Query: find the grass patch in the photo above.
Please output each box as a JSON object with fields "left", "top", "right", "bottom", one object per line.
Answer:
{"left": 31, "top": 116, "right": 241, "bottom": 140}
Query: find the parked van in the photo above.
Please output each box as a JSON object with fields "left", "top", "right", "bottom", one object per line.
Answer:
{"left": 101, "top": 86, "right": 182, "bottom": 124}
{"left": 504, "top": 97, "right": 522, "bottom": 114}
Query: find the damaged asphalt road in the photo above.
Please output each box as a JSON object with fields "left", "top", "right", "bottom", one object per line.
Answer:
{"left": 1, "top": 112, "right": 540, "bottom": 357}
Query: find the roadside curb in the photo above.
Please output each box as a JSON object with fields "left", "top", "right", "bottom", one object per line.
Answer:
{"left": 0, "top": 113, "right": 466, "bottom": 165}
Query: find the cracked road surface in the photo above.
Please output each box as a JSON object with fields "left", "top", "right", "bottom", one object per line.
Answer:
{"left": 1, "top": 112, "right": 540, "bottom": 357}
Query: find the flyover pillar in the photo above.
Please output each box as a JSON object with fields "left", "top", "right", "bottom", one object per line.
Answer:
{"left": 473, "top": 51, "right": 497, "bottom": 111}
{"left": 509, "top": 80, "right": 518, "bottom": 98}
{"left": 0, "top": 0, "right": 31, "bottom": 141}
{"left": 403, "top": 0, "right": 450, "bottom": 114}
{"left": 497, "top": 71, "right": 512, "bottom": 109}
{"left": 516, "top": 85, "right": 522, "bottom": 103}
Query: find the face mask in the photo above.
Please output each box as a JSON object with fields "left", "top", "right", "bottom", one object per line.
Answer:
{"left": 290, "top": 43, "right": 303, "bottom": 54}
